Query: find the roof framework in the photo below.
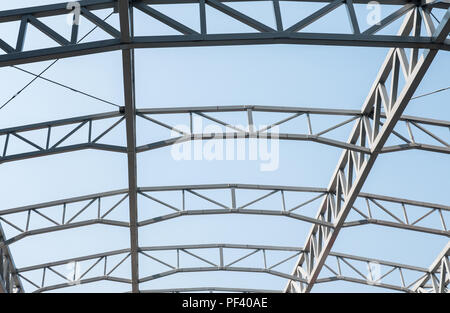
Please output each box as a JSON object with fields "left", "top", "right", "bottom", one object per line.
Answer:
{"left": 0, "top": 0, "right": 449, "bottom": 293}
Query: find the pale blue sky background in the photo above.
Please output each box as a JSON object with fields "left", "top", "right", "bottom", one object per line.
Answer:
{"left": 0, "top": 1, "right": 448, "bottom": 292}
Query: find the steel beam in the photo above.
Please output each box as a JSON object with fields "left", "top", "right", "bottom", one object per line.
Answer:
{"left": 0, "top": 1, "right": 449, "bottom": 67}
{"left": 15, "top": 243, "right": 435, "bottom": 293}
{"left": 1, "top": 106, "right": 448, "bottom": 165}
{"left": 118, "top": 0, "right": 139, "bottom": 293}
{"left": 1, "top": 35, "right": 449, "bottom": 69}
{"left": 0, "top": 0, "right": 440, "bottom": 25}
{"left": 286, "top": 7, "right": 450, "bottom": 293}
{"left": 0, "top": 184, "right": 446, "bottom": 249}
{"left": 1, "top": 106, "right": 447, "bottom": 132}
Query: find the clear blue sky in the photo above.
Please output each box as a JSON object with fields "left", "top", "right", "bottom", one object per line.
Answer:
{"left": 0, "top": 1, "right": 448, "bottom": 292}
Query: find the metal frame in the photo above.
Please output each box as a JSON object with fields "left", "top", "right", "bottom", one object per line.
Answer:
{"left": 412, "top": 242, "right": 450, "bottom": 293}
{"left": 14, "top": 243, "right": 437, "bottom": 293}
{"left": 1, "top": 106, "right": 449, "bottom": 164}
{"left": 0, "top": 0, "right": 450, "bottom": 67}
{"left": 0, "top": 0, "right": 448, "bottom": 293}
{"left": 286, "top": 5, "right": 450, "bottom": 293}
{"left": 118, "top": 0, "right": 140, "bottom": 293}
{"left": 0, "top": 184, "right": 448, "bottom": 248}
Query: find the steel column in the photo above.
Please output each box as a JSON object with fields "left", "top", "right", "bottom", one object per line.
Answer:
{"left": 118, "top": 0, "right": 139, "bottom": 293}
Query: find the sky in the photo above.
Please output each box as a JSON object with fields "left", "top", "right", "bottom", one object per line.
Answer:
{"left": 0, "top": 0, "right": 448, "bottom": 293}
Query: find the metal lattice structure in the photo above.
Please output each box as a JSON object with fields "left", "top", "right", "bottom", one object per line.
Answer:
{"left": 0, "top": 0, "right": 449, "bottom": 293}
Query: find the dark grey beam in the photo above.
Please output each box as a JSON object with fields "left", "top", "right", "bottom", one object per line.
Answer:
{"left": 1, "top": 106, "right": 447, "bottom": 165}
{"left": 1, "top": 34, "right": 449, "bottom": 68}
{"left": 118, "top": 0, "right": 139, "bottom": 293}
{"left": 0, "top": 184, "right": 446, "bottom": 248}
{"left": 0, "top": 0, "right": 431, "bottom": 24}
{"left": 0, "top": 0, "right": 449, "bottom": 67}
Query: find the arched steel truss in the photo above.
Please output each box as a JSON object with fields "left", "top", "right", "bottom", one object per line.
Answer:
{"left": 10, "top": 242, "right": 450, "bottom": 293}
{"left": 0, "top": 0, "right": 449, "bottom": 293}
{"left": 1, "top": 105, "right": 450, "bottom": 164}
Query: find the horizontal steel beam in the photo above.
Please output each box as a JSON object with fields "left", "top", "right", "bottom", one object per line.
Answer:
{"left": 3, "top": 106, "right": 448, "bottom": 136}
{"left": 136, "top": 133, "right": 372, "bottom": 154}
{"left": 0, "top": 0, "right": 441, "bottom": 23}
{"left": 137, "top": 209, "right": 335, "bottom": 228}
{"left": 2, "top": 35, "right": 449, "bottom": 68}
{"left": 16, "top": 242, "right": 433, "bottom": 292}
{"left": 1, "top": 185, "right": 448, "bottom": 216}
{"left": 0, "top": 1, "right": 449, "bottom": 67}
{"left": 138, "top": 267, "right": 306, "bottom": 284}
{"left": 0, "top": 184, "right": 447, "bottom": 249}
{"left": 0, "top": 0, "right": 429, "bottom": 20}
{"left": 1, "top": 106, "right": 448, "bottom": 164}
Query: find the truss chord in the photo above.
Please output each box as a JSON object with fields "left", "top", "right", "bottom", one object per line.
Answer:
{"left": 14, "top": 242, "right": 438, "bottom": 293}
{"left": 1, "top": 184, "right": 447, "bottom": 253}
{"left": 2, "top": 106, "right": 449, "bottom": 165}
{"left": 1, "top": 1, "right": 450, "bottom": 69}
